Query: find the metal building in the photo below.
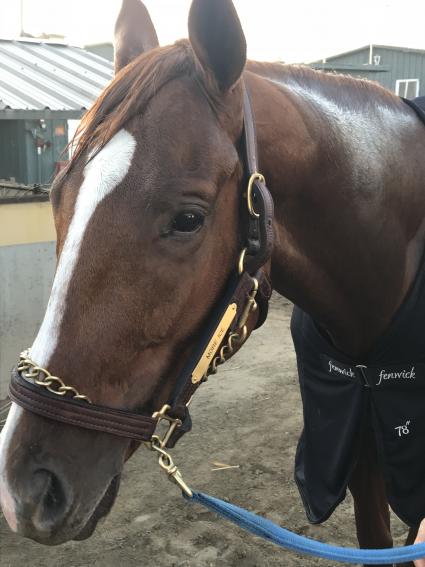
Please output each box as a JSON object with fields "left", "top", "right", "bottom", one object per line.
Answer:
{"left": 85, "top": 42, "right": 114, "bottom": 63}
{"left": 0, "top": 38, "right": 113, "bottom": 185}
{"left": 311, "top": 45, "right": 425, "bottom": 98}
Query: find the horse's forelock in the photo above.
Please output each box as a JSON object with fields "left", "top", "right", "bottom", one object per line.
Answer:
{"left": 71, "top": 40, "right": 197, "bottom": 166}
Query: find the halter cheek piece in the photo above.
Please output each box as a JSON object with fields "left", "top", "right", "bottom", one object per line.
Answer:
{"left": 9, "top": 84, "right": 275, "bottom": 496}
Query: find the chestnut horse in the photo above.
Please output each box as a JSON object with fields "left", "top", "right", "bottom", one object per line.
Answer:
{"left": 1, "top": 1, "right": 424, "bottom": 565}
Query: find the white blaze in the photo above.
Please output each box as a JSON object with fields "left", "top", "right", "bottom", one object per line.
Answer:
{"left": 31, "top": 128, "right": 137, "bottom": 367}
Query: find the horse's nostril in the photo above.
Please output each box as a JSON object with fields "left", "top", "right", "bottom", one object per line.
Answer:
{"left": 43, "top": 471, "right": 64, "bottom": 511}
{"left": 31, "top": 469, "right": 70, "bottom": 529}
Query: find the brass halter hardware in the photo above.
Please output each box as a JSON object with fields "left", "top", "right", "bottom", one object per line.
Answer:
{"left": 147, "top": 404, "right": 193, "bottom": 497}
{"left": 239, "top": 171, "right": 267, "bottom": 275}
{"left": 238, "top": 248, "right": 248, "bottom": 276}
{"left": 199, "top": 276, "right": 259, "bottom": 382}
{"left": 191, "top": 303, "right": 238, "bottom": 384}
{"left": 246, "top": 172, "right": 265, "bottom": 218}
{"left": 17, "top": 350, "right": 92, "bottom": 403}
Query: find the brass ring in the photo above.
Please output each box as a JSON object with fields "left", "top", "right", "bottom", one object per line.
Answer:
{"left": 238, "top": 326, "right": 248, "bottom": 343}
{"left": 247, "top": 172, "right": 265, "bottom": 219}
{"left": 238, "top": 248, "right": 247, "bottom": 275}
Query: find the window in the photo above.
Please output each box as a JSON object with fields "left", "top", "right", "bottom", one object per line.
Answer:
{"left": 395, "top": 79, "right": 420, "bottom": 99}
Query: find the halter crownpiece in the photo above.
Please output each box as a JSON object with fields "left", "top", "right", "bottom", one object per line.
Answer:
{"left": 9, "top": 82, "right": 274, "bottom": 495}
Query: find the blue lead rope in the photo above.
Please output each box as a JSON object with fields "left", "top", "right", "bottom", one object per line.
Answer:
{"left": 186, "top": 491, "right": 425, "bottom": 564}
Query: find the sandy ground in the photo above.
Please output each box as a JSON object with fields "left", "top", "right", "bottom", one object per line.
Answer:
{"left": 0, "top": 296, "right": 411, "bottom": 567}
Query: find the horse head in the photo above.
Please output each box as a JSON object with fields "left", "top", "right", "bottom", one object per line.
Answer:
{"left": 0, "top": 0, "right": 263, "bottom": 545}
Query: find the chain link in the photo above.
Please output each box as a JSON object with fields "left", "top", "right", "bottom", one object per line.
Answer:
{"left": 17, "top": 350, "right": 92, "bottom": 403}
{"left": 202, "top": 277, "right": 259, "bottom": 382}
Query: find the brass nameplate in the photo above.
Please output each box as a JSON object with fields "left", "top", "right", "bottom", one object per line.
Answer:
{"left": 191, "top": 303, "right": 237, "bottom": 384}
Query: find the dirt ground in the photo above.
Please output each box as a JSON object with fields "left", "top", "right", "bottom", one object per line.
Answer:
{"left": 0, "top": 296, "right": 411, "bottom": 567}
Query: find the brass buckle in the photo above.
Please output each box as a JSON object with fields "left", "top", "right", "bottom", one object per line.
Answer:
{"left": 238, "top": 277, "right": 259, "bottom": 330}
{"left": 247, "top": 172, "right": 265, "bottom": 219}
{"left": 151, "top": 404, "right": 182, "bottom": 448}
{"left": 147, "top": 404, "right": 193, "bottom": 497}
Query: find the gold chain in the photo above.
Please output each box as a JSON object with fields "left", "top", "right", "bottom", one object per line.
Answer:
{"left": 202, "top": 276, "right": 259, "bottom": 382}
{"left": 17, "top": 350, "right": 92, "bottom": 403}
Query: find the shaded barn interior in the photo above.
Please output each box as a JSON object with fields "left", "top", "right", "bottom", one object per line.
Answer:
{"left": 0, "top": 38, "right": 113, "bottom": 185}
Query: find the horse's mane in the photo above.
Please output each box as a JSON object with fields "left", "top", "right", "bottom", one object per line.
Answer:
{"left": 72, "top": 40, "right": 196, "bottom": 164}
{"left": 73, "top": 42, "right": 401, "bottom": 166}
{"left": 247, "top": 60, "right": 400, "bottom": 106}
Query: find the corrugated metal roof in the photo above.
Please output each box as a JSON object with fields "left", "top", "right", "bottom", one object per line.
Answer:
{"left": 0, "top": 39, "right": 113, "bottom": 116}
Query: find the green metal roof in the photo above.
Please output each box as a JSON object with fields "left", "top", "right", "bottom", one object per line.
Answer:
{"left": 311, "top": 44, "right": 425, "bottom": 65}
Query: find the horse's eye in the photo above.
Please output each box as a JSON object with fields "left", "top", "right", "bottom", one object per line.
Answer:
{"left": 172, "top": 212, "right": 204, "bottom": 234}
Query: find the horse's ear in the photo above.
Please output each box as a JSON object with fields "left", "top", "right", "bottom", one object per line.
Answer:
{"left": 114, "top": 0, "right": 159, "bottom": 74}
{"left": 188, "top": 0, "right": 246, "bottom": 92}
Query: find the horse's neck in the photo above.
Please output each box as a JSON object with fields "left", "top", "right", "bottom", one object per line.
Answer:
{"left": 246, "top": 65, "right": 425, "bottom": 358}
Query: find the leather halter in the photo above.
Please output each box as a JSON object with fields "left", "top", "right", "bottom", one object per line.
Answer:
{"left": 9, "top": 83, "right": 274, "bottom": 449}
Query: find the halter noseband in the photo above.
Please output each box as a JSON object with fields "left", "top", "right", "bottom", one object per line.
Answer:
{"left": 9, "top": 84, "right": 275, "bottom": 495}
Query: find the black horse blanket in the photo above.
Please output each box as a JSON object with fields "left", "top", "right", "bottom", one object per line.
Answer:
{"left": 404, "top": 96, "right": 425, "bottom": 121}
{"left": 291, "top": 97, "right": 425, "bottom": 528}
